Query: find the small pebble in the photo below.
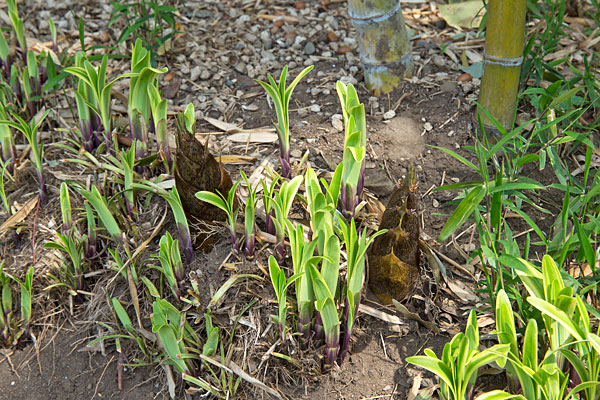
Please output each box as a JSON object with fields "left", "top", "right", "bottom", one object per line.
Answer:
{"left": 309, "top": 104, "right": 321, "bottom": 113}
{"left": 190, "top": 66, "right": 201, "bottom": 81}
{"left": 332, "top": 114, "right": 343, "bottom": 131}
{"left": 327, "top": 31, "right": 338, "bottom": 42}
{"left": 383, "top": 109, "right": 396, "bottom": 120}
{"left": 457, "top": 73, "right": 473, "bottom": 82}
{"left": 336, "top": 45, "right": 352, "bottom": 54}
{"left": 433, "top": 199, "right": 439, "bottom": 208}
{"left": 304, "top": 42, "right": 316, "bottom": 55}
{"left": 424, "top": 122, "right": 433, "bottom": 131}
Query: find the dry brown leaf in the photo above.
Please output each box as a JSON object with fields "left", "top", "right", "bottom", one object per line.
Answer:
{"left": 204, "top": 117, "right": 240, "bottom": 133}
{"left": 447, "top": 279, "right": 479, "bottom": 303}
{"left": 218, "top": 155, "right": 256, "bottom": 164}
{"left": 227, "top": 131, "right": 278, "bottom": 143}
{"left": 0, "top": 195, "right": 39, "bottom": 238}
{"left": 358, "top": 304, "right": 406, "bottom": 326}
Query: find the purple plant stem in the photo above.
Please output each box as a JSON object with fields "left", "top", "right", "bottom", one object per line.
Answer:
{"left": 265, "top": 210, "right": 276, "bottom": 236}
{"left": 280, "top": 153, "right": 291, "bottom": 179}
{"left": 245, "top": 232, "right": 255, "bottom": 260}
{"left": 314, "top": 311, "right": 324, "bottom": 344}
{"left": 38, "top": 171, "right": 47, "bottom": 206}
{"left": 176, "top": 221, "right": 194, "bottom": 262}
{"left": 338, "top": 297, "right": 353, "bottom": 365}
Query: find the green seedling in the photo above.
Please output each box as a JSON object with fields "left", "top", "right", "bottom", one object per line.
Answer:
{"left": 271, "top": 174, "right": 303, "bottom": 260}
{"left": 154, "top": 231, "right": 185, "bottom": 300}
{"left": 196, "top": 179, "right": 242, "bottom": 256}
{"left": 48, "top": 18, "right": 58, "bottom": 53}
{"left": 304, "top": 166, "right": 342, "bottom": 254}
{"left": 128, "top": 39, "right": 167, "bottom": 160}
{"left": 134, "top": 181, "right": 194, "bottom": 260}
{"left": 240, "top": 171, "right": 258, "bottom": 259}
{"left": 0, "top": 261, "right": 33, "bottom": 347}
{"left": 147, "top": 79, "right": 169, "bottom": 164}
{"left": 407, "top": 310, "right": 510, "bottom": 400}
{"left": 286, "top": 220, "right": 320, "bottom": 345}
{"left": 0, "top": 159, "right": 12, "bottom": 215}
{"left": 78, "top": 185, "right": 123, "bottom": 241}
{"left": 151, "top": 298, "right": 217, "bottom": 393}
{"left": 84, "top": 202, "right": 97, "bottom": 259}
{"left": 6, "top": 0, "right": 26, "bottom": 57}
{"left": 65, "top": 54, "right": 133, "bottom": 151}
{"left": 338, "top": 217, "right": 386, "bottom": 365}
{"left": 336, "top": 81, "right": 367, "bottom": 219}
{"left": 0, "top": 31, "right": 11, "bottom": 78}
{"left": 268, "top": 255, "right": 301, "bottom": 343}
{"left": 45, "top": 232, "right": 85, "bottom": 297}
{"left": 0, "top": 110, "right": 50, "bottom": 204}
{"left": 0, "top": 94, "right": 15, "bottom": 172}
{"left": 59, "top": 182, "right": 72, "bottom": 233}
{"left": 260, "top": 174, "right": 280, "bottom": 236}
{"left": 256, "top": 65, "right": 314, "bottom": 178}
{"left": 73, "top": 52, "right": 103, "bottom": 152}
{"left": 110, "top": 0, "right": 179, "bottom": 63}
{"left": 307, "top": 251, "right": 340, "bottom": 369}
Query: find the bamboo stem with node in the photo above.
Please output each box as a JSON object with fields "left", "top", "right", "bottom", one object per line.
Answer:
{"left": 477, "top": 0, "right": 527, "bottom": 133}
{"left": 348, "top": 0, "right": 413, "bottom": 96}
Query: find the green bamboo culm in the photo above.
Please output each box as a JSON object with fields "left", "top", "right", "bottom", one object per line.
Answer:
{"left": 477, "top": 0, "right": 527, "bottom": 132}
{"left": 347, "top": 0, "right": 413, "bottom": 95}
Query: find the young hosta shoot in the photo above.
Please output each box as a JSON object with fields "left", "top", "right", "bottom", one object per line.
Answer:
{"left": 78, "top": 185, "right": 123, "bottom": 241}
{"left": 151, "top": 298, "right": 206, "bottom": 386}
{"left": 256, "top": 65, "right": 314, "bottom": 178}
{"left": 59, "top": 182, "right": 72, "bottom": 233}
{"left": 6, "top": 0, "right": 26, "bottom": 57}
{"left": 307, "top": 257, "right": 340, "bottom": 369}
{"left": 7, "top": 266, "right": 34, "bottom": 342}
{"left": 202, "top": 312, "right": 219, "bottom": 357}
{"left": 196, "top": 180, "right": 241, "bottom": 255}
{"left": 44, "top": 232, "right": 85, "bottom": 296}
{"left": 336, "top": 81, "right": 367, "bottom": 219}
{"left": 0, "top": 262, "right": 33, "bottom": 346}
{"left": 0, "top": 31, "right": 11, "bottom": 78}
{"left": 65, "top": 54, "right": 132, "bottom": 151}
{"left": 338, "top": 218, "right": 386, "bottom": 364}
{"left": 128, "top": 39, "right": 167, "bottom": 160}
{"left": 286, "top": 220, "right": 320, "bottom": 344}
{"left": 24, "top": 50, "right": 43, "bottom": 116}
{"left": 260, "top": 174, "right": 280, "bottom": 236}
{"left": 304, "top": 166, "right": 342, "bottom": 254}
{"left": 271, "top": 175, "right": 303, "bottom": 260}
{"left": 80, "top": 203, "right": 97, "bottom": 261}
{"left": 133, "top": 181, "right": 194, "bottom": 260}
{"left": 407, "top": 310, "right": 510, "bottom": 400}
{"left": 48, "top": 18, "right": 58, "bottom": 53}
{"left": 268, "top": 255, "right": 301, "bottom": 343}
{"left": 155, "top": 231, "right": 185, "bottom": 300}
{"left": 0, "top": 160, "right": 11, "bottom": 215}
{"left": 0, "top": 96, "right": 15, "bottom": 173}
{"left": 147, "top": 83, "right": 169, "bottom": 164}
{"left": 0, "top": 110, "right": 49, "bottom": 205}
{"left": 73, "top": 52, "right": 102, "bottom": 152}
{"left": 240, "top": 171, "right": 258, "bottom": 259}
{"left": 0, "top": 261, "right": 12, "bottom": 345}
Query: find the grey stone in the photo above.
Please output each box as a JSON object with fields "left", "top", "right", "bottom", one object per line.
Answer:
{"left": 304, "top": 42, "right": 316, "bottom": 55}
